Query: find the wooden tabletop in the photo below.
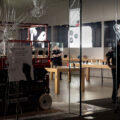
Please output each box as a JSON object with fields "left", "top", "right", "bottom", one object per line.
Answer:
{"left": 45, "top": 66, "right": 85, "bottom": 73}
{"left": 82, "top": 64, "right": 111, "bottom": 69}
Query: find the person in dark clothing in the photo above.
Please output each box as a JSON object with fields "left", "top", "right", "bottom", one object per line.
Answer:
{"left": 106, "top": 41, "right": 120, "bottom": 103}
{"left": 52, "top": 46, "right": 62, "bottom": 80}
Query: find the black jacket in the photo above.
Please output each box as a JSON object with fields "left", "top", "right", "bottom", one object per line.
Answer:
{"left": 52, "top": 49, "right": 62, "bottom": 66}
{"left": 106, "top": 45, "right": 120, "bottom": 68}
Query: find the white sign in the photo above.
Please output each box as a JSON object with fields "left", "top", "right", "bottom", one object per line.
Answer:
{"left": 69, "top": 8, "right": 80, "bottom": 48}
{"left": 8, "top": 44, "right": 34, "bottom": 82}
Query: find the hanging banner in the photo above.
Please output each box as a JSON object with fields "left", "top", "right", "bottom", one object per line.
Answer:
{"left": 69, "top": 8, "right": 80, "bottom": 26}
{"left": 68, "top": 8, "right": 80, "bottom": 48}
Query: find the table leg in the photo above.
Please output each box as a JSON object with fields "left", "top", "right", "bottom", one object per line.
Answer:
{"left": 50, "top": 72, "right": 53, "bottom": 80}
{"left": 55, "top": 70, "right": 60, "bottom": 94}
{"left": 68, "top": 71, "right": 71, "bottom": 82}
{"left": 81, "top": 69, "right": 85, "bottom": 91}
{"left": 86, "top": 68, "right": 90, "bottom": 81}
{"left": 101, "top": 68, "right": 103, "bottom": 86}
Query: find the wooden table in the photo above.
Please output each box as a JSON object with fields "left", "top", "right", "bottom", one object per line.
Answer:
{"left": 45, "top": 66, "right": 85, "bottom": 95}
{"left": 76, "top": 64, "right": 111, "bottom": 80}
{"left": 71, "top": 63, "right": 111, "bottom": 86}
{"left": 62, "top": 58, "right": 107, "bottom": 63}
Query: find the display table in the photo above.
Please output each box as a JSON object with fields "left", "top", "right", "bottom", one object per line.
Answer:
{"left": 45, "top": 64, "right": 111, "bottom": 95}
{"left": 45, "top": 66, "right": 85, "bottom": 95}
{"left": 75, "top": 63, "right": 111, "bottom": 81}
{"left": 70, "top": 63, "right": 111, "bottom": 86}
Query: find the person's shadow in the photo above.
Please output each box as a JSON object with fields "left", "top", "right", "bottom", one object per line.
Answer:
{"left": 23, "top": 63, "right": 32, "bottom": 81}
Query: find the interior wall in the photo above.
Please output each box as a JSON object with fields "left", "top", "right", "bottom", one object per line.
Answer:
{"left": 30, "top": 0, "right": 120, "bottom": 25}
{"left": 1, "top": 0, "right": 119, "bottom": 59}
{"left": 82, "top": 48, "right": 104, "bottom": 59}
{"left": 83, "top": 0, "right": 119, "bottom": 23}
{"left": 49, "top": 0, "right": 118, "bottom": 59}
{"left": 28, "top": 0, "right": 120, "bottom": 25}
{"left": 63, "top": 48, "right": 103, "bottom": 59}
{"left": 81, "top": 0, "right": 118, "bottom": 59}
{"left": 25, "top": 0, "right": 69, "bottom": 26}
{"left": 1, "top": 0, "right": 119, "bottom": 25}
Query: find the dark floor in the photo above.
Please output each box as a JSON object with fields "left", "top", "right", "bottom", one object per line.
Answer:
{"left": 2, "top": 69, "right": 120, "bottom": 120}
{"left": 12, "top": 108, "right": 120, "bottom": 120}
{"left": 25, "top": 98, "right": 120, "bottom": 120}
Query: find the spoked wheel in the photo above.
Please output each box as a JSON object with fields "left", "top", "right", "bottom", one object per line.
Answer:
{"left": 39, "top": 94, "right": 52, "bottom": 110}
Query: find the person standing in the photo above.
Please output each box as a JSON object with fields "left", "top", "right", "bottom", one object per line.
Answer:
{"left": 52, "top": 45, "right": 62, "bottom": 80}
{"left": 106, "top": 41, "right": 120, "bottom": 103}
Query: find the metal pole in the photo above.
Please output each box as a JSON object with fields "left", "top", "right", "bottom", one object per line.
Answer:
{"left": 115, "top": 0, "right": 118, "bottom": 106}
{"left": 68, "top": 34, "right": 71, "bottom": 113}
{"left": 68, "top": 0, "right": 71, "bottom": 113}
{"left": 79, "top": 0, "right": 82, "bottom": 116}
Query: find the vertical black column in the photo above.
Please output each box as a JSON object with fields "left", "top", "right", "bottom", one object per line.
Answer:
{"left": 79, "top": 0, "right": 82, "bottom": 116}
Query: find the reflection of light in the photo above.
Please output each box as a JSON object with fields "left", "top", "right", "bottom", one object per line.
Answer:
{"left": 30, "top": 27, "right": 37, "bottom": 35}
{"left": 84, "top": 116, "right": 95, "bottom": 119}
{"left": 113, "top": 24, "right": 120, "bottom": 40}
{"left": 30, "top": 27, "right": 37, "bottom": 41}
{"left": 31, "top": 0, "right": 46, "bottom": 18}
{"left": 37, "top": 31, "right": 46, "bottom": 48}
{"left": 31, "top": 7, "right": 45, "bottom": 18}
{"left": 37, "top": 31, "right": 46, "bottom": 41}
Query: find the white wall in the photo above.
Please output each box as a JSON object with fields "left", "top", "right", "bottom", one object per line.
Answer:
{"left": 82, "top": 48, "right": 103, "bottom": 59}
{"left": 63, "top": 48, "right": 103, "bottom": 59}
